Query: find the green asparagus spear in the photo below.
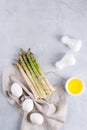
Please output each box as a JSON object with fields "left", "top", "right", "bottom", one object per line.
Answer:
{"left": 15, "top": 61, "right": 39, "bottom": 99}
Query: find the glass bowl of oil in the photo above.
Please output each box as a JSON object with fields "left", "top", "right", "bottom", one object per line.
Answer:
{"left": 66, "top": 77, "right": 84, "bottom": 96}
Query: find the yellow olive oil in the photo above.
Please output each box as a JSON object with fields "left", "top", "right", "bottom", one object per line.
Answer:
{"left": 67, "top": 78, "right": 83, "bottom": 94}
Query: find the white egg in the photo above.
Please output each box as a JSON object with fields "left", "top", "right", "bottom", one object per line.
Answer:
{"left": 22, "top": 99, "right": 34, "bottom": 113}
{"left": 30, "top": 113, "right": 44, "bottom": 125}
{"left": 11, "top": 83, "right": 23, "bottom": 98}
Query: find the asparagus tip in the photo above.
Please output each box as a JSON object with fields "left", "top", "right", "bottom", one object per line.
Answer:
{"left": 18, "top": 54, "right": 22, "bottom": 59}
{"left": 27, "top": 48, "right": 31, "bottom": 52}
{"left": 20, "top": 48, "right": 26, "bottom": 55}
{"left": 12, "top": 60, "right": 19, "bottom": 68}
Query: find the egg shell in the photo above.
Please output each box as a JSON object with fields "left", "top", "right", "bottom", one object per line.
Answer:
{"left": 30, "top": 113, "right": 44, "bottom": 125}
{"left": 22, "top": 99, "right": 34, "bottom": 113}
{"left": 11, "top": 83, "right": 23, "bottom": 98}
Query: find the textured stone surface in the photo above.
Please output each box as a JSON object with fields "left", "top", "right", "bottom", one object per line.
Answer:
{"left": 0, "top": 0, "right": 87, "bottom": 130}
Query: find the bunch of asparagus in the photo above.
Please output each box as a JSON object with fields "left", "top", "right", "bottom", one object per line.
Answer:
{"left": 14, "top": 48, "right": 55, "bottom": 99}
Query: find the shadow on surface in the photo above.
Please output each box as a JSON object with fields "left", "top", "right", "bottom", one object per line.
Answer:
{"left": 17, "top": 116, "right": 22, "bottom": 130}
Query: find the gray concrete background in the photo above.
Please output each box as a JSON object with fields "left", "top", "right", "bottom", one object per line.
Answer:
{"left": 0, "top": 0, "right": 87, "bottom": 130}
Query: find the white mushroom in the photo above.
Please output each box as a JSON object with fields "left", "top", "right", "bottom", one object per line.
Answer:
{"left": 61, "top": 36, "right": 82, "bottom": 52}
{"left": 22, "top": 99, "right": 34, "bottom": 113}
{"left": 30, "top": 113, "right": 44, "bottom": 125}
{"left": 11, "top": 83, "right": 23, "bottom": 98}
{"left": 56, "top": 52, "right": 76, "bottom": 69}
